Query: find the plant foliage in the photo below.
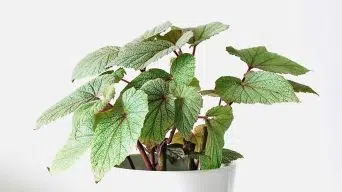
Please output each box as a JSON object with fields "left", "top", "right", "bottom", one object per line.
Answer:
{"left": 37, "top": 21, "right": 317, "bottom": 181}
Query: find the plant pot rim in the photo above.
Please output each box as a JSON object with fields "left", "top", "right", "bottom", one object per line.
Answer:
{"left": 113, "top": 162, "right": 237, "bottom": 174}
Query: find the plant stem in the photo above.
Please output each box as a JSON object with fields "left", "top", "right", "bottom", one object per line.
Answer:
{"left": 218, "top": 98, "right": 222, "bottom": 106}
{"left": 121, "top": 78, "right": 130, "bottom": 84}
{"left": 140, "top": 67, "right": 146, "bottom": 72}
{"left": 127, "top": 156, "right": 135, "bottom": 170}
{"left": 173, "top": 51, "right": 179, "bottom": 57}
{"left": 150, "top": 147, "right": 156, "bottom": 167}
{"left": 156, "top": 140, "right": 167, "bottom": 171}
{"left": 179, "top": 48, "right": 183, "bottom": 54}
{"left": 192, "top": 45, "right": 197, "bottom": 56}
{"left": 167, "top": 126, "right": 176, "bottom": 144}
{"left": 198, "top": 115, "right": 208, "bottom": 120}
{"left": 137, "top": 140, "right": 154, "bottom": 171}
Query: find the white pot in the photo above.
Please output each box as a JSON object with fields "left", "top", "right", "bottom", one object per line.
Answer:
{"left": 108, "top": 155, "right": 236, "bottom": 192}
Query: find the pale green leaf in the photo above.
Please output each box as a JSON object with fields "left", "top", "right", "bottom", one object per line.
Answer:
{"left": 108, "top": 32, "right": 193, "bottom": 70}
{"left": 222, "top": 148, "right": 243, "bottom": 165}
{"left": 288, "top": 80, "right": 318, "bottom": 95}
{"left": 127, "top": 21, "right": 172, "bottom": 45}
{"left": 201, "top": 106, "right": 233, "bottom": 170}
{"left": 215, "top": 71, "right": 299, "bottom": 104}
{"left": 170, "top": 53, "right": 196, "bottom": 85}
{"left": 226, "top": 46, "right": 309, "bottom": 76}
{"left": 91, "top": 87, "right": 148, "bottom": 181}
{"left": 49, "top": 101, "right": 107, "bottom": 173}
{"left": 72, "top": 46, "right": 120, "bottom": 81}
{"left": 122, "top": 68, "right": 171, "bottom": 92}
{"left": 172, "top": 84, "right": 203, "bottom": 138}
{"left": 188, "top": 22, "right": 229, "bottom": 46}
{"left": 140, "top": 78, "right": 176, "bottom": 144}
{"left": 36, "top": 74, "right": 118, "bottom": 129}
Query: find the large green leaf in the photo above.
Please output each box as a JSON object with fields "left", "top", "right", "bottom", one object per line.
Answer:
{"left": 157, "top": 28, "right": 183, "bottom": 44}
{"left": 72, "top": 46, "right": 120, "bottom": 81}
{"left": 122, "top": 68, "right": 171, "bottom": 92}
{"left": 36, "top": 74, "right": 118, "bottom": 129}
{"left": 170, "top": 53, "right": 196, "bottom": 86}
{"left": 140, "top": 79, "right": 175, "bottom": 144}
{"left": 201, "top": 106, "right": 233, "bottom": 170}
{"left": 188, "top": 22, "right": 229, "bottom": 46}
{"left": 48, "top": 101, "right": 107, "bottom": 173}
{"left": 91, "top": 87, "right": 148, "bottom": 181}
{"left": 127, "top": 21, "right": 172, "bottom": 45}
{"left": 226, "top": 46, "right": 309, "bottom": 76}
{"left": 215, "top": 71, "right": 299, "bottom": 104}
{"left": 221, "top": 148, "right": 243, "bottom": 165}
{"left": 288, "top": 80, "right": 318, "bottom": 95}
{"left": 107, "top": 31, "right": 193, "bottom": 70}
{"left": 172, "top": 84, "right": 203, "bottom": 138}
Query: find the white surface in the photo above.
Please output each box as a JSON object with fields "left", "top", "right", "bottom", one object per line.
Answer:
{"left": 0, "top": 0, "right": 341, "bottom": 191}
{"left": 110, "top": 165, "right": 235, "bottom": 192}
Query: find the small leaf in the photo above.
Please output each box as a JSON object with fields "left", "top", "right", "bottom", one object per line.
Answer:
{"left": 122, "top": 68, "right": 171, "bottom": 92}
{"left": 222, "top": 148, "right": 243, "bottom": 165}
{"left": 127, "top": 21, "right": 172, "bottom": 45}
{"left": 36, "top": 74, "right": 118, "bottom": 129}
{"left": 189, "top": 77, "right": 201, "bottom": 91}
{"left": 171, "top": 124, "right": 206, "bottom": 152}
{"left": 157, "top": 28, "right": 183, "bottom": 44}
{"left": 215, "top": 71, "right": 299, "bottom": 104}
{"left": 172, "top": 84, "right": 203, "bottom": 138}
{"left": 139, "top": 79, "right": 176, "bottom": 144}
{"left": 288, "top": 80, "right": 318, "bottom": 95}
{"left": 201, "top": 106, "right": 234, "bottom": 170}
{"left": 170, "top": 53, "right": 196, "bottom": 85}
{"left": 72, "top": 46, "right": 120, "bottom": 81}
{"left": 188, "top": 22, "right": 229, "bottom": 46}
{"left": 167, "top": 147, "right": 185, "bottom": 164}
{"left": 91, "top": 87, "right": 148, "bottom": 181}
{"left": 49, "top": 101, "right": 106, "bottom": 173}
{"left": 112, "top": 68, "right": 126, "bottom": 83}
{"left": 108, "top": 32, "right": 193, "bottom": 70}
{"left": 226, "top": 46, "right": 309, "bottom": 76}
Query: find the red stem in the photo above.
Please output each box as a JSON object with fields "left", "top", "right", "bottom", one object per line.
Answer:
{"left": 198, "top": 115, "right": 208, "bottom": 120}
{"left": 121, "top": 78, "right": 130, "bottom": 84}
{"left": 137, "top": 141, "right": 154, "bottom": 171}
{"left": 192, "top": 45, "right": 197, "bottom": 56}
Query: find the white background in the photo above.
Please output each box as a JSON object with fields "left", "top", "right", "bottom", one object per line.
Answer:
{"left": 0, "top": 0, "right": 341, "bottom": 191}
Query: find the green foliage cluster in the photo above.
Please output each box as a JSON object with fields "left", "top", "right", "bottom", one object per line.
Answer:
{"left": 37, "top": 21, "right": 317, "bottom": 182}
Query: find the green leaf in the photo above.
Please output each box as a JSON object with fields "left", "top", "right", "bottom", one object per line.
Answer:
{"left": 172, "top": 84, "right": 203, "bottom": 138}
{"left": 108, "top": 32, "right": 193, "bottom": 70}
{"left": 188, "top": 22, "right": 229, "bottom": 46}
{"left": 112, "top": 68, "right": 126, "bottom": 83}
{"left": 189, "top": 77, "right": 201, "bottom": 91}
{"left": 122, "top": 68, "right": 171, "bottom": 92}
{"left": 72, "top": 46, "right": 120, "bottom": 81}
{"left": 36, "top": 74, "right": 118, "bottom": 129}
{"left": 91, "top": 87, "right": 148, "bottom": 181}
{"left": 170, "top": 53, "right": 196, "bottom": 85}
{"left": 127, "top": 21, "right": 172, "bottom": 45}
{"left": 49, "top": 101, "right": 107, "bottom": 173}
{"left": 157, "top": 28, "right": 183, "bottom": 44}
{"left": 139, "top": 79, "right": 176, "bottom": 144}
{"left": 221, "top": 148, "right": 243, "bottom": 165}
{"left": 226, "top": 46, "right": 309, "bottom": 76}
{"left": 201, "top": 106, "right": 233, "bottom": 170}
{"left": 215, "top": 71, "right": 299, "bottom": 104}
{"left": 288, "top": 80, "right": 318, "bottom": 95}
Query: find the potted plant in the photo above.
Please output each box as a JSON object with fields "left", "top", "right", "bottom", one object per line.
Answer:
{"left": 36, "top": 21, "right": 317, "bottom": 192}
